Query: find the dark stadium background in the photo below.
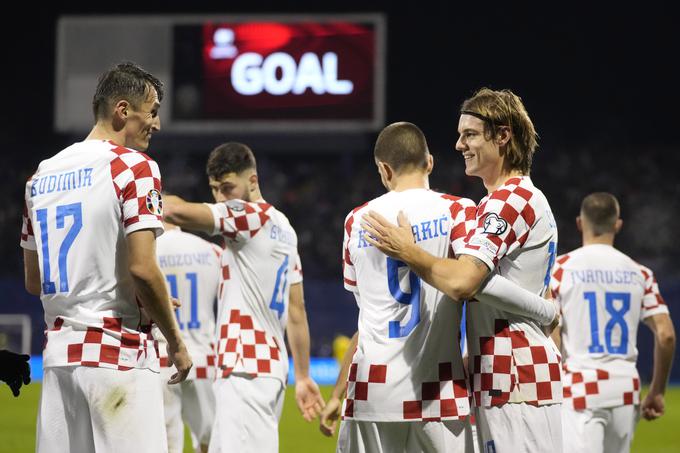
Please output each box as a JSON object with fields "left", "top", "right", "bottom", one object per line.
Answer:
{"left": 1, "top": 1, "right": 678, "bottom": 382}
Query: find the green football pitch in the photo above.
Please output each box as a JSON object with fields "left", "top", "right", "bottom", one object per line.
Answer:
{"left": 1, "top": 384, "right": 678, "bottom": 452}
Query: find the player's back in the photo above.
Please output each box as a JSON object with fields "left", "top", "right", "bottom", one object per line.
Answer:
{"left": 552, "top": 244, "right": 668, "bottom": 409}
{"left": 341, "top": 188, "right": 474, "bottom": 421}
{"left": 21, "top": 139, "right": 163, "bottom": 370}
{"left": 210, "top": 200, "right": 302, "bottom": 385}
{"left": 156, "top": 228, "right": 221, "bottom": 379}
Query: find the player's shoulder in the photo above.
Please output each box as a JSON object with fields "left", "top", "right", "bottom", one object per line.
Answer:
{"left": 438, "top": 192, "right": 476, "bottom": 210}
{"left": 343, "top": 200, "right": 370, "bottom": 225}
{"left": 105, "top": 141, "right": 156, "bottom": 164}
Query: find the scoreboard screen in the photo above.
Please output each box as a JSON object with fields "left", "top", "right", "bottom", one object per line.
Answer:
{"left": 171, "top": 17, "right": 385, "bottom": 132}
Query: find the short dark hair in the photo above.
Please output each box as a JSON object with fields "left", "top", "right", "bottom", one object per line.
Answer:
{"left": 206, "top": 142, "right": 257, "bottom": 180}
{"left": 580, "top": 192, "right": 620, "bottom": 235}
{"left": 92, "top": 62, "right": 164, "bottom": 121}
{"left": 373, "top": 122, "right": 429, "bottom": 173}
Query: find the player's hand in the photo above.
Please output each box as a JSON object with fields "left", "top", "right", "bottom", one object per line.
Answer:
{"left": 295, "top": 376, "right": 325, "bottom": 422}
{"left": 319, "top": 395, "right": 342, "bottom": 437}
{"left": 641, "top": 392, "right": 665, "bottom": 420}
{"left": 361, "top": 210, "right": 415, "bottom": 259}
{"left": 0, "top": 350, "right": 31, "bottom": 397}
{"left": 166, "top": 342, "right": 192, "bottom": 385}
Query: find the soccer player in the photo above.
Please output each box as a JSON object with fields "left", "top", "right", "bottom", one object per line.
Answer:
{"left": 363, "top": 89, "right": 563, "bottom": 452}
{"left": 20, "top": 62, "right": 192, "bottom": 453}
{"left": 550, "top": 192, "right": 676, "bottom": 453}
{"left": 322, "top": 122, "right": 559, "bottom": 452}
{"left": 154, "top": 218, "right": 222, "bottom": 453}
{"left": 163, "top": 142, "right": 325, "bottom": 453}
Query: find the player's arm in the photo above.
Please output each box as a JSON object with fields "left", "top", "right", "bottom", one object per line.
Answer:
{"left": 320, "top": 331, "right": 358, "bottom": 437}
{"left": 363, "top": 211, "right": 487, "bottom": 300}
{"left": 287, "top": 281, "right": 325, "bottom": 422}
{"left": 162, "top": 195, "right": 214, "bottom": 234}
{"left": 22, "top": 250, "right": 41, "bottom": 296}
{"left": 127, "top": 229, "right": 192, "bottom": 384}
{"left": 641, "top": 313, "right": 676, "bottom": 420}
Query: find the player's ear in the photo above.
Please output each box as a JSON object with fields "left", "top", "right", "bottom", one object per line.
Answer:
{"left": 614, "top": 218, "right": 623, "bottom": 233}
{"left": 248, "top": 172, "right": 258, "bottom": 191}
{"left": 495, "top": 125, "right": 511, "bottom": 147}
{"left": 425, "top": 154, "right": 434, "bottom": 175}
{"left": 114, "top": 100, "right": 130, "bottom": 120}
{"left": 379, "top": 161, "right": 394, "bottom": 182}
{"left": 576, "top": 216, "right": 583, "bottom": 232}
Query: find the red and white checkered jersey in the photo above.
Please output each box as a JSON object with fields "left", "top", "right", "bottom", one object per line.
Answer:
{"left": 208, "top": 200, "right": 303, "bottom": 386}
{"left": 550, "top": 244, "right": 669, "bottom": 410}
{"left": 154, "top": 228, "right": 221, "bottom": 380}
{"left": 458, "top": 176, "right": 562, "bottom": 407}
{"left": 341, "top": 188, "right": 477, "bottom": 422}
{"left": 20, "top": 140, "right": 164, "bottom": 371}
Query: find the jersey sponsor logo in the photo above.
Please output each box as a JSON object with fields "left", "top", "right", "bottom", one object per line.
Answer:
{"left": 483, "top": 213, "right": 508, "bottom": 235}
{"left": 146, "top": 189, "right": 163, "bottom": 216}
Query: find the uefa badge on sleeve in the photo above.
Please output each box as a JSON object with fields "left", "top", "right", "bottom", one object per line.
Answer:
{"left": 146, "top": 189, "right": 163, "bottom": 216}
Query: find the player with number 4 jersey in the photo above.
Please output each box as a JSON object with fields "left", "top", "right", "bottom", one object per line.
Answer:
{"left": 163, "top": 142, "right": 324, "bottom": 453}
{"left": 551, "top": 193, "right": 675, "bottom": 453}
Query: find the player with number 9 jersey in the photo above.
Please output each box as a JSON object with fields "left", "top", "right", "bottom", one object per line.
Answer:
{"left": 342, "top": 189, "right": 476, "bottom": 424}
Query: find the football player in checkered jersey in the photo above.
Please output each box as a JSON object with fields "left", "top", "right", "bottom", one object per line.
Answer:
{"left": 550, "top": 192, "right": 675, "bottom": 453}
{"left": 20, "top": 62, "right": 191, "bottom": 453}
{"left": 153, "top": 219, "right": 222, "bottom": 453}
{"left": 163, "top": 142, "right": 325, "bottom": 453}
{"left": 364, "top": 89, "right": 562, "bottom": 452}
{"left": 322, "top": 122, "right": 559, "bottom": 453}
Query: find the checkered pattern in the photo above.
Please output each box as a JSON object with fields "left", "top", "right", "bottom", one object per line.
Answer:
{"left": 550, "top": 254, "right": 571, "bottom": 298}
{"left": 342, "top": 202, "right": 368, "bottom": 291}
{"left": 160, "top": 350, "right": 216, "bottom": 380}
{"left": 20, "top": 196, "right": 36, "bottom": 249}
{"left": 441, "top": 194, "right": 478, "bottom": 256}
{"left": 563, "top": 365, "right": 640, "bottom": 410}
{"left": 460, "top": 177, "right": 536, "bottom": 270}
{"left": 637, "top": 262, "right": 668, "bottom": 314}
{"left": 472, "top": 319, "right": 562, "bottom": 407}
{"left": 216, "top": 309, "right": 281, "bottom": 378}
{"left": 209, "top": 200, "right": 272, "bottom": 242}
{"left": 109, "top": 144, "right": 163, "bottom": 233}
{"left": 61, "top": 316, "right": 159, "bottom": 371}
{"left": 343, "top": 363, "right": 388, "bottom": 418}
{"left": 402, "top": 362, "right": 470, "bottom": 421}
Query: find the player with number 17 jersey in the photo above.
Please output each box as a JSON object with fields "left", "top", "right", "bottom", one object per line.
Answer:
{"left": 342, "top": 189, "right": 476, "bottom": 422}
{"left": 21, "top": 140, "right": 163, "bottom": 371}
{"left": 211, "top": 200, "right": 302, "bottom": 386}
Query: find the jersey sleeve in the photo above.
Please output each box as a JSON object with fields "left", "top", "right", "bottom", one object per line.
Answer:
{"left": 20, "top": 196, "right": 36, "bottom": 250}
{"left": 207, "top": 200, "right": 272, "bottom": 242}
{"left": 291, "top": 252, "right": 303, "bottom": 285}
{"left": 550, "top": 254, "right": 571, "bottom": 299}
{"left": 442, "top": 195, "right": 477, "bottom": 256}
{"left": 638, "top": 264, "right": 670, "bottom": 320}
{"left": 458, "top": 183, "right": 536, "bottom": 271}
{"left": 110, "top": 151, "right": 164, "bottom": 237}
{"left": 342, "top": 210, "right": 358, "bottom": 293}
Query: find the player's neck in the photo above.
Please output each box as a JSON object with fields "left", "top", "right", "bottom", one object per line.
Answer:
{"left": 390, "top": 173, "right": 429, "bottom": 192}
{"left": 582, "top": 234, "right": 615, "bottom": 247}
{"left": 85, "top": 123, "right": 125, "bottom": 146}
{"left": 483, "top": 168, "right": 524, "bottom": 193}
